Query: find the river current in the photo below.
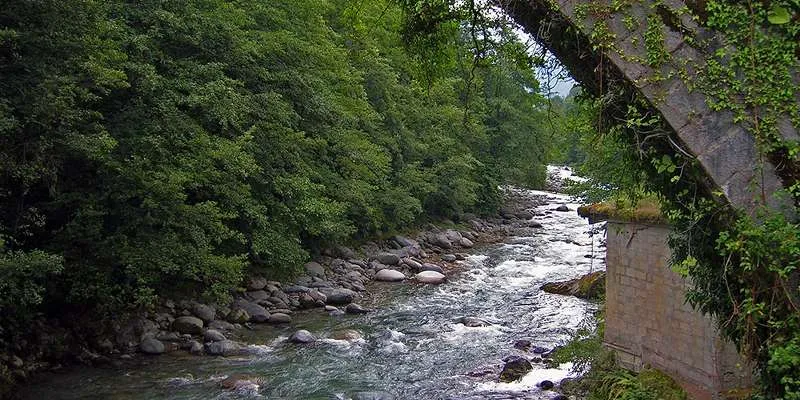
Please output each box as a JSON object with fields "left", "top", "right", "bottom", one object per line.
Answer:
{"left": 20, "top": 187, "right": 604, "bottom": 400}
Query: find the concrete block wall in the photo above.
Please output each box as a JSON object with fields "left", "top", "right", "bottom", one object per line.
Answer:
{"left": 604, "top": 221, "right": 752, "bottom": 400}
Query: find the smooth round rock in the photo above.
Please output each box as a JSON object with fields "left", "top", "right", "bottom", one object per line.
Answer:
{"left": 420, "top": 263, "right": 445, "bottom": 274}
{"left": 375, "top": 269, "right": 405, "bottom": 282}
{"left": 172, "top": 316, "right": 204, "bottom": 334}
{"left": 289, "top": 330, "right": 316, "bottom": 344}
{"left": 538, "top": 380, "right": 555, "bottom": 390}
{"left": 415, "top": 270, "right": 446, "bottom": 284}
{"left": 345, "top": 303, "right": 370, "bottom": 314}
{"left": 375, "top": 252, "right": 401, "bottom": 265}
{"left": 203, "top": 329, "right": 226, "bottom": 342}
{"left": 268, "top": 313, "right": 292, "bottom": 323}
{"left": 441, "top": 254, "right": 457, "bottom": 262}
{"left": 139, "top": 338, "right": 165, "bottom": 355}
{"left": 318, "top": 288, "right": 356, "bottom": 305}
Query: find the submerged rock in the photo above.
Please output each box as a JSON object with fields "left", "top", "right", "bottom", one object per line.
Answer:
{"left": 205, "top": 340, "right": 242, "bottom": 356}
{"left": 345, "top": 303, "right": 370, "bottom": 314}
{"left": 268, "top": 313, "right": 292, "bottom": 323}
{"left": 538, "top": 380, "right": 554, "bottom": 390}
{"left": 332, "top": 329, "right": 363, "bottom": 341}
{"left": 353, "top": 391, "right": 396, "bottom": 400}
{"left": 499, "top": 355, "right": 532, "bottom": 382}
{"left": 203, "top": 329, "right": 226, "bottom": 342}
{"left": 540, "top": 271, "right": 606, "bottom": 300}
{"left": 458, "top": 316, "right": 491, "bottom": 327}
{"left": 289, "top": 330, "right": 316, "bottom": 344}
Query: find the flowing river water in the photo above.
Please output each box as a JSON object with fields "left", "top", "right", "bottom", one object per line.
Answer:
{"left": 20, "top": 187, "right": 605, "bottom": 400}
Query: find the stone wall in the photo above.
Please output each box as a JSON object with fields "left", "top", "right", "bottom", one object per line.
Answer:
{"left": 604, "top": 221, "right": 752, "bottom": 400}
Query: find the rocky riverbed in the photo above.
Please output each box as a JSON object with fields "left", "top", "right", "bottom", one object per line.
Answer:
{"left": 15, "top": 182, "right": 606, "bottom": 400}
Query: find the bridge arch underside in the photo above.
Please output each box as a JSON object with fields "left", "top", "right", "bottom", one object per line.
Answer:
{"left": 500, "top": 0, "right": 797, "bottom": 216}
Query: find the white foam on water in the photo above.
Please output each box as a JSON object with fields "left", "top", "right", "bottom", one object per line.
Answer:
{"left": 475, "top": 363, "right": 575, "bottom": 393}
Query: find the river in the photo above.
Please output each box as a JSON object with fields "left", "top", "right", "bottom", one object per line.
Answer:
{"left": 19, "top": 187, "right": 604, "bottom": 400}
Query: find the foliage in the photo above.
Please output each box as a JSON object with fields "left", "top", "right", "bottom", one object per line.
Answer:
{"left": 0, "top": 0, "right": 553, "bottom": 359}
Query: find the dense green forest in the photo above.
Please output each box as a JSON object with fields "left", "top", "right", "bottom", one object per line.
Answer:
{"left": 0, "top": 0, "right": 555, "bottom": 343}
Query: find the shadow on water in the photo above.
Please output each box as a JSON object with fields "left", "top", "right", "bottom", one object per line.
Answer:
{"left": 19, "top": 188, "right": 605, "bottom": 400}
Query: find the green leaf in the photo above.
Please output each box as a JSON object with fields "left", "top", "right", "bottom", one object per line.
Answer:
{"left": 768, "top": 6, "right": 791, "bottom": 24}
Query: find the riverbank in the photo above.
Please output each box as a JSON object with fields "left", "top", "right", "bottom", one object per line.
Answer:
{"left": 2, "top": 186, "right": 567, "bottom": 395}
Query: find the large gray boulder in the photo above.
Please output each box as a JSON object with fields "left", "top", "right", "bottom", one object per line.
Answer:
{"left": 139, "top": 338, "right": 165, "bottom": 355}
{"left": 172, "top": 316, "right": 204, "bottom": 334}
{"left": 268, "top": 313, "right": 292, "bottom": 324}
{"left": 420, "top": 263, "right": 445, "bottom": 274}
{"left": 203, "top": 329, "right": 226, "bottom": 342}
{"left": 304, "top": 261, "right": 326, "bottom": 279}
{"left": 375, "top": 269, "right": 406, "bottom": 282}
{"left": 192, "top": 303, "right": 215, "bottom": 323}
{"left": 375, "top": 252, "right": 401, "bottom": 265}
{"left": 233, "top": 300, "right": 270, "bottom": 322}
{"left": 431, "top": 233, "right": 452, "bottom": 249}
{"left": 318, "top": 287, "right": 356, "bottom": 305}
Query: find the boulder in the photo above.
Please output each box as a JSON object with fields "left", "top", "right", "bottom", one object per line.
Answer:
{"left": 538, "top": 380, "right": 554, "bottom": 390}
{"left": 226, "top": 308, "right": 250, "bottom": 324}
{"left": 284, "top": 285, "right": 310, "bottom": 293}
{"left": 458, "top": 316, "right": 491, "bottom": 327}
{"left": 205, "top": 340, "right": 242, "bottom": 356}
{"left": 403, "top": 258, "right": 422, "bottom": 270}
{"left": 189, "top": 340, "right": 204, "bottom": 355}
{"left": 499, "top": 355, "right": 533, "bottom": 382}
{"left": 431, "top": 233, "right": 452, "bottom": 249}
{"left": 268, "top": 313, "right": 292, "bottom": 323}
{"left": 444, "top": 229, "right": 463, "bottom": 242}
{"left": 375, "top": 269, "right": 406, "bottom": 282}
{"left": 192, "top": 303, "right": 216, "bottom": 323}
{"left": 246, "top": 290, "right": 270, "bottom": 301}
{"left": 345, "top": 303, "right": 370, "bottom": 314}
{"left": 203, "top": 329, "right": 226, "bottom": 342}
{"left": 441, "top": 254, "right": 457, "bottom": 262}
{"left": 459, "top": 237, "right": 474, "bottom": 248}
{"left": 415, "top": 271, "right": 446, "bottom": 284}
{"left": 376, "top": 252, "right": 401, "bottom": 265}
{"left": 304, "top": 262, "right": 326, "bottom": 279}
{"left": 318, "top": 288, "right": 357, "bottom": 305}
{"left": 555, "top": 204, "right": 571, "bottom": 212}
{"left": 289, "top": 330, "right": 316, "bottom": 344}
{"left": 420, "top": 263, "right": 445, "bottom": 274}
{"left": 513, "top": 339, "right": 531, "bottom": 351}
{"left": 139, "top": 338, "right": 165, "bottom": 355}
{"left": 332, "top": 329, "right": 363, "bottom": 341}
{"left": 308, "top": 289, "right": 327, "bottom": 303}
{"left": 540, "top": 271, "right": 606, "bottom": 300}
{"left": 172, "top": 316, "right": 204, "bottom": 335}
{"left": 233, "top": 300, "right": 270, "bottom": 323}
{"left": 208, "top": 320, "right": 235, "bottom": 331}
{"left": 392, "top": 235, "right": 417, "bottom": 248}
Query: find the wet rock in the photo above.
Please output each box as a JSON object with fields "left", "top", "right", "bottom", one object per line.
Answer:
{"left": 246, "top": 290, "right": 270, "bottom": 301}
{"left": 532, "top": 346, "right": 548, "bottom": 354}
{"left": 375, "top": 252, "right": 401, "bottom": 265}
{"left": 345, "top": 303, "right": 370, "bottom": 314}
{"left": 415, "top": 270, "right": 446, "bottom": 284}
{"left": 459, "top": 237, "right": 474, "bottom": 248}
{"left": 192, "top": 303, "right": 215, "bottom": 323}
{"left": 353, "top": 391, "right": 396, "bottom": 400}
{"left": 268, "top": 313, "right": 292, "bottom": 323}
{"left": 304, "top": 261, "right": 326, "bottom": 279}
{"left": 538, "top": 380, "right": 555, "bottom": 390}
{"left": 528, "top": 221, "right": 543, "bottom": 228}
{"left": 441, "top": 254, "right": 457, "bottom": 262}
{"left": 431, "top": 233, "right": 452, "bottom": 249}
{"left": 203, "top": 329, "right": 226, "bottom": 342}
{"left": 513, "top": 339, "right": 532, "bottom": 351}
{"left": 420, "top": 263, "right": 445, "bottom": 274}
{"left": 205, "top": 340, "right": 242, "bottom": 356}
{"left": 172, "top": 316, "right": 204, "bottom": 334}
{"left": 234, "top": 300, "right": 270, "bottom": 322}
{"left": 220, "top": 374, "right": 263, "bottom": 390}
{"left": 209, "top": 320, "right": 235, "bottom": 331}
{"left": 319, "top": 288, "right": 356, "bottom": 305}
{"left": 332, "top": 329, "right": 363, "bottom": 341}
{"left": 458, "top": 316, "right": 491, "bottom": 327}
{"left": 329, "top": 308, "right": 346, "bottom": 317}
{"left": 308, "top": 289, "right": 327, "bottom": 303}
{"left": 555, "top": 204, "right": 571, "bottom": 212}
{"left": 284, "top": 285, "right": 310, "bottom": 293}
{"left": 189, "top": 340, "right": 204, "bottom": 354}
{"left": 375, "top": 269, "right": 405, "bottom": 282}
{"left": 226, "top": 308, "right": 250, "bottom": 324}
{"left": 444, "top": 229, "right": 463, "bottom": 242}
{"left": 540, "top": 271, "right": 605, "bottom": 300}
{"left": 499, "top": 355, "right": 532, "bottom": 382}
{"left": 552, "top": 395, "right": 568, "bottom": 400}
{"left": 140, "top": 338, "right": 165, "bottom": 355}
{"left": 403, "top": 258, "right": 422, "bottom": 270}
{"left": 289, "top": 330, "right": 316, "bottom": 344}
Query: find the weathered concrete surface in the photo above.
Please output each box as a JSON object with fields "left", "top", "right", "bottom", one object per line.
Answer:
{"left": 502, "top": 0, "right": 796, "bottom": 216}
{"left": 604, "top": 221, "right": 752, "bottom": 399}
